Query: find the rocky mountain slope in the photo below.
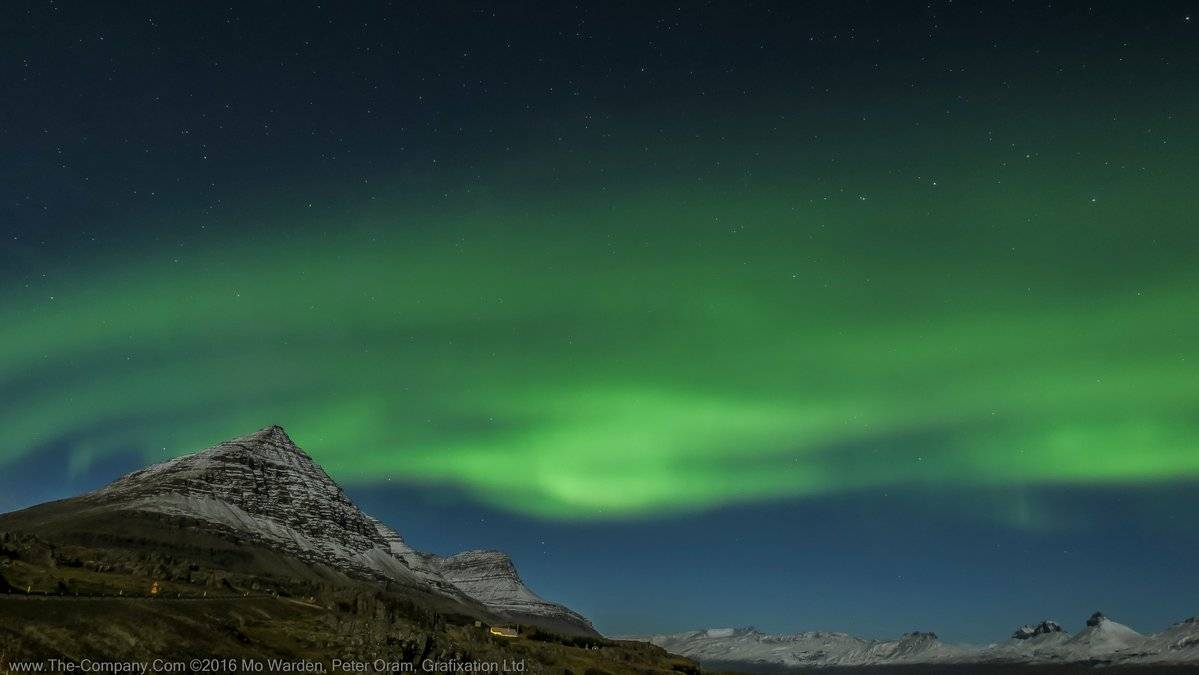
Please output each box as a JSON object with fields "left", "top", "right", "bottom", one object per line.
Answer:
{"left": 2, "top": 425, "right": 596, "bottom": 637}
{"left": 636, "top": 612, "right": 1199, "bottom": 669}
{"left": 430, "top": 549, "right": 596, "bottom": 635}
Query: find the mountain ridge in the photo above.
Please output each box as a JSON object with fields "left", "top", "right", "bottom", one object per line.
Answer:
{"left": 2, "top": 424, "right": 597, "bottom": 637}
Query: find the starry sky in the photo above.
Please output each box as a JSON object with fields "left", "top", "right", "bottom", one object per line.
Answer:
{"left": 2, "top": 0, "right": 1198, "bottom": 643}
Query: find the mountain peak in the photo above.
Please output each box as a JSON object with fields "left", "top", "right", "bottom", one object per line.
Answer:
{"left": 1069, "top": 611, "right": 1145, "bottom": 655}
{"left": 1013, "top": 620, "right": 1065, "bottom": 640}
{"left": 224, "top": 424, "right": 309, "bottom": 457}
{"left": 245, "top": 424, "right": 292, "bottom": 443}
{"left": 89, "top": 425, "right": 391, "bottom": 573}
{"left": 95, "top": 424, "right": 323, "bottom": 497}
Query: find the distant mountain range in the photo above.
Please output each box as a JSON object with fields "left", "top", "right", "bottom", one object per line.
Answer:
{"left": 634, "top": 612, "right": 1199, "bottom": 670}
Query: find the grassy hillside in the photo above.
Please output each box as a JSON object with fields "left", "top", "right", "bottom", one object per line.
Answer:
{"left": 0, "top": 509, "right": 699, "bottom": 675}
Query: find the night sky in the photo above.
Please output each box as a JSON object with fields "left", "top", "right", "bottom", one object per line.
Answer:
{"left": 3, "top": 1, "right": 1198, "bottom": 644}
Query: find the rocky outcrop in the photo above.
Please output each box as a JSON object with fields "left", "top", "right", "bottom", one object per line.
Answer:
{"left": 1013, "top": 620, "right": 1064, "bottom": 639}
{"left": 430, "top": 549, "right": 597, "bottom": 635}
{"left": 1156, "top": 617, "right": 1199, "bottom": 656}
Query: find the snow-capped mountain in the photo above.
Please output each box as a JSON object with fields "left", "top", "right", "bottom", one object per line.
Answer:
{"left": 92, "top": 426, "right": 420, "bottom": 584}
{"left": 981, "top": 620, "right": 1072, "bottom": 662}
{"left": 84, "top": 425, "right": 596, "bottom": 636}
{"left": 636, "top": 612, "right": 1199, "bottom": 669}
{"left": 641, "top": 627, "right": 962, "bottom": 668}
{"left": 1064, "top": 612, "right": 1147, "bottom": 656}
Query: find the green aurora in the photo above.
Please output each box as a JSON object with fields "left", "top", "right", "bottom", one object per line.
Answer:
{"left": 3, "top": 114, "right": 1198, "bottom": 522}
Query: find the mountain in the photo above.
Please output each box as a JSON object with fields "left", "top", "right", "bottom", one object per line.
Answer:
{"left": 429, "top": 549, "right": 597, "bottom": 636}
{"left": 1012, "top": 620, "right": 1065, "bottom": 641}
{"left": 0, "top": 426, "right": 703, "bottom": 672}
{"left": 639, "top": 627, "right": 962, "bottom": 670}
{"left": 1147, "top": 617, "right": 1199, "bottom": 661}
{"left": 635, "top": 612, "right": 1199, "bottom": 670}
{"left": 1063, "top": 612, "right": 1148, "bottom": 656}
{"left": 0, "top": 425, "right": 596, "bottom": 637}
{"left": 982, "top": 620, "right": 1072, "bottom": 663}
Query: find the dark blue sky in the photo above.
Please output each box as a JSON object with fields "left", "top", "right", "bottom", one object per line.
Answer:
{"left": 354, "top": 483, "right": 1199, "bottom": 643}
{"left": 2, "top": 0, "right": 1198, "bottom": 645}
